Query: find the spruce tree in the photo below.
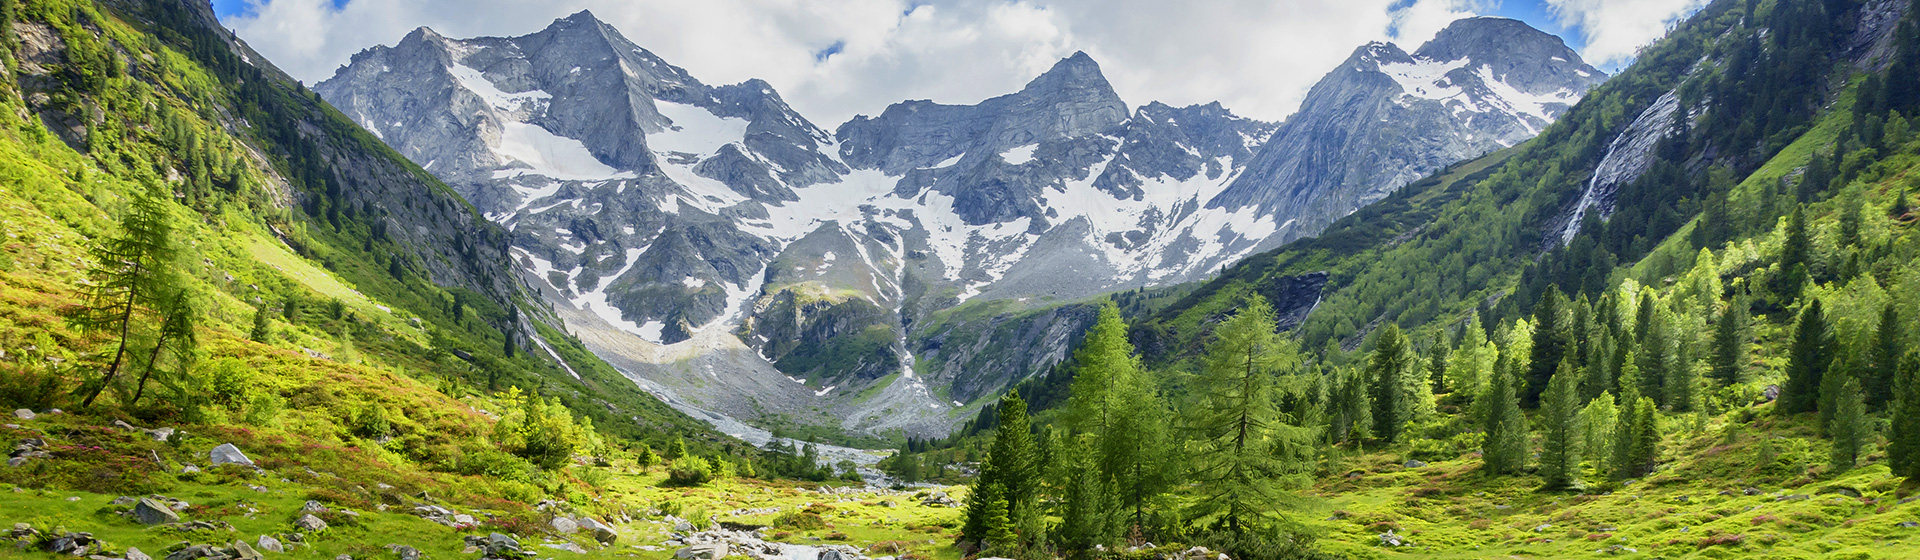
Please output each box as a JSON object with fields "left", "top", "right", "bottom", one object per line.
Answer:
{"left": 1623, "top": 397, "right": 1659, "bottom": 479}
{"left": 1526, "top": 286, "right": 1573, "bottom": 407}
{"left": 1426, "top": 337, "right": 1450, "bottom": 395}
{"left": 1539, "top": 359, "right": 1584, "bottom": 489}
{"left": 1889, "top": 353, "right": 1920, "bottom": 479}
{"left": 1582, "top": 327, "right": 1616, "bottom": 402}
{"left": 1190, "top": 295, "right": 1304, "bottom": 535}
{"left": 1057, "top": 439, "right": 1119, "bottom": 550}
{"left": 1610, "top": 354, "right": 1644, "bottom": 480}
{"left": 1369, "top": 324, "right": 1422, "bottom": 442}
{"left": 1710, "top": 294, "right": 1751, "bottom": 386}
{"left": 1780, "top": 300, "right": 1832, "bottom": 415}
{"left": 249, "top": 300, "right": 273, "bottom": 343}
{"left": 978, "top": 484, "right": 1016, "bottom": 552}
{"left": 1828, "top": 378, "right": 1869, "bottom": 473}
{"left": 1333, "top": 365, "right": 1375, "bottom": 446}
{"left": 1482, "top": 352, "right": 1528, "bottom": 475}
{"left": 1866, "top": 303, "right": 1902, "bottom": 410}
{"left": 986, "top": 390, "right": 1037, "bottom": 524}
{"left": 1892, "top": 184, "right": 1911, "bottom": 218}
{"left": 71, "top": 184, "right": 177, "bottom": 408}
{"left": 1774, "top": 207, "right": 1811, "bottom": 300}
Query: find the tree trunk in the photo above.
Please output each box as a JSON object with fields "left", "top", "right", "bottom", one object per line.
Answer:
{"left": 81, "top": 286, "right": 140, "bottom": 408}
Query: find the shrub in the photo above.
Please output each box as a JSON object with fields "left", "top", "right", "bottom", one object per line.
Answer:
{"left": 773, "top": 512, "right": 826, "bottom": 531}
{"left": 667, "top": 456, "right": 714, "bottom": 486}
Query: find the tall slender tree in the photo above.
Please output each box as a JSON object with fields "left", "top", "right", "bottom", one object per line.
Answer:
{"left": 1710, "top": 293, "right": 1751, "bottom": 386}
{"left": 963, "top": 390, "right": 1038, "bottom": 547}
{"left": 1539, "top": 358, "right": 1585, "bottom": 489}
{"left": 131, "top": 289, "right": 197, "bottom": 406}
{"left": 1189, "top": 295, "right": 1304, "bottom": 535}
{"left": 1369, "top": 324, "right": 1423, "bottom": 442}
{"left": 1829, "top": 377, "right": 1870, "bottom": 473}
{"left": 1482, "top": 352, "right": 1528, "bottom": 475}
{"left": 1526, "top": 286, "right": 1573, "bottom": 407}
{"left": 71, "top": 185, "right": 177, "bottom": 408}
{"left": 1780, "top": 300, "right": 1832, "bottom": 415}
{"left": 1867, "top": 303, "right": 1902, "bottom": 410}
{"left": 1889, "top": 353, "right": 1920, "bottom": 479}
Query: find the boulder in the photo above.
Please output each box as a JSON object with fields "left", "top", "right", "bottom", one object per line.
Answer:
{"left": 817, "top": 549, "right": 850, "bottom": 560}
{"left": 676, "top": 543, "right": 728, "bottom": 560}
{"left": 385, "top": 545, "right": 420, "bottom": 560}
{"left": 550, "top": 517, "right": 578, "bottom": 534}
{"left": 127, "top": 547, "right": 152, "bottom": 560}
{"left": 232, "top": 540, "right": 264, "bottom": 560}
{"left": 591, "top": 526, "right": 617, "bottom": 545}
{"left": 135, "top": 498, "right": 182, "bottom": 525}
{"left": 1404, "top": 460, "right": 1427, "bottom": 468}
{"left": 258, "top": 535, "right": 285, "bottom": 553}
{"left": 11, "top": 409, "right": 31, "bottom": 420}
{"left": 149, "top": 427, "right": 176, "bottom": 442}
{"left": 295, "top": 514, "right": 328, "bottom": 532}
{"left": 300, "top": 501, "right": 329, "bottom": 514}
{"left": 210, "top": 444, "right": 254, "bottom": 467}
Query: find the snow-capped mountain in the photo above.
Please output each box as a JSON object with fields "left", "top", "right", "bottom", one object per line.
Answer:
{"left": 314, "top": 12, "right": 1602, "bottom": 436}
{"left": 1213, "top": 17, "right": 1607, "bottom": 245}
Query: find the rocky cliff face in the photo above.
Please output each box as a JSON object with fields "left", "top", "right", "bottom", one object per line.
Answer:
{"left": 1213, "top": 17, "right": 1606, "bottom": 249}
{"left": 315, "top": 12, "right": 1600, "bottom": 437}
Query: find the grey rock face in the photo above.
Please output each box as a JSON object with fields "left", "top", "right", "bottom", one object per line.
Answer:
{"left": 317, "top": 12, "right": 1597, "bottom": 438}
{"left": 1213, "top": 17, "right": 1606, "bottom": 249}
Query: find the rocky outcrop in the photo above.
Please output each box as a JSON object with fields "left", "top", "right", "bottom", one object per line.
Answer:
{"left": 1214, "top": 17, "right": 1606, "bottom": 249}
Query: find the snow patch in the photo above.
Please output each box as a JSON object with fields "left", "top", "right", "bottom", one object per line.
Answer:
{"left": 1000, "top": 143, "right": 1038, "bottom": 165}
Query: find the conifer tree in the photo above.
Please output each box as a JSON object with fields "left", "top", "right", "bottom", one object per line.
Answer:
{"left": 1889, "top": 353, "right": 1920, "bottom": 478}
{"left": 1057, "top": 438, "right": 1119, "bottom": 550}
{"left": 1621, "top": 397, "right": 1659, "bottom": 479}
{"left": 249, "top": 300, "right": 273, "bottom": 343}
{"left": 71, "top": 184, "right": 178, "bottom": 408}
{"left": 1190, "top": 295, "right": 1304, "bottom": 535}
{"left": 1065, "top": 303, "right": 1170, "bottom": 530}
{"left": 975, "top": 484, "right": 1015, "bottom": 552}
{"left": 1332, "top": 365, "right": 1374, "bottom": 446}
{"left": 1448, "top": 316, "right": 1492, "bottom": 402}
{"left": 1610, "top": 354, "right": 1644, "bottom": 480}
{"left": 1369, "top": 324, "right": 1423, "bottom": 442}
{"left": 1539, "top": 358, "right": 1584, "bottom": 489}
{"left": 131, "top": 289, "right": 197, "bottom": 406}
{"left": 1426, "top": 337, "right": 1450, "bottom": 395}
{"left": 1582, "top": 327, "right": 1616, "bottom": 402}
{"left": 1866, "top": 303, "right": 1902, "bottom": 410}
{"left": 1482, "top": 352, "right": 1528, "bottom": 475}
{"left": 1774, "top": 207, "right": 1811, "bottom": 300}
{"left": 1829, "top": 377, "right": 1870, "bottom": 473}
{"left": 983, "top": 390, "right": 1037, "bottom": 533}
{"left": 1780, "top": 300, "right": 1832, "bottom": 415}
{"left": 1526, "top": 286, "right": 1573, "bottom": 407}
{"left": 1581, "top": 393, "right": 1619, "bottom": 477}
{"left": 1710, "top": 294, "right": 1751, "bottom": 386}
{"left": 1892, "top": 184, "right": 1911, "bottom": 218}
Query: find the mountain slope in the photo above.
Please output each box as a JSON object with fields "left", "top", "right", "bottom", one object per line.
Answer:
{"left": 314, "top": 13, "right": 1604, "bottom": 437}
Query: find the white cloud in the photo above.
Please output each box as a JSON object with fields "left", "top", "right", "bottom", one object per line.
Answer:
{"left": 1545, "top": 0, "right": 1710, "bottom": 66}
{"left": 224, "top": 0, "right": 1494, "bottom": 126}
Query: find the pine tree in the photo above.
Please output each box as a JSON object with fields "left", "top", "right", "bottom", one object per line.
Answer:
{"left": 1369, "top": 324, "right": 1423, "bottom": 442}
{"left": 1889, "top": 353, "right": 1920, "bottom": 478}
{"left": 1539, "top": 358, "right": 1584, "bottom": 489}
{"left": 1780, "top": 300, "right": 1832, "bottom": 415}
{"left": 1482, "top": 352, "right": 1528, "bottom": 475}
{"left": 1190, "top": 295, "right": 1304, "bottom": 535}
{"left": 1866, "top": 303, "right": 1902, "bottom": 410}
{"left": 1710, "top": 294, "right": 1751, "bottom": 386}
{"left": 70, "top": 184, "right": 177, "bottom": 408}
{"left": 1526, "top": 286, "right": 1573, "bottom": 407}
{"left": 1829, "top": 378, "right": 1870, "bottom": 473}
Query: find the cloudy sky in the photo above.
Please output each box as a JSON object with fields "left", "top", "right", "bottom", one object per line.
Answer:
{"left": 213, "top": 0, "right": 1708, "bottom": 127}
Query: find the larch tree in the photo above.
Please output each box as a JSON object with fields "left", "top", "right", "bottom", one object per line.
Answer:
{"left": 71, "top": 184, "right": 178, "bottom": 408}
{"left": 1580, "top": 393, "right": 1619, "bottom": 477}
{"left": 1189, "top": 295, "right": 1306, "bottom": 535}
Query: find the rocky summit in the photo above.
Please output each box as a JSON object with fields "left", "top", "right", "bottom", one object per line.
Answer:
{"left": 317, "top": 12, "right": 1601, "bottom": 436}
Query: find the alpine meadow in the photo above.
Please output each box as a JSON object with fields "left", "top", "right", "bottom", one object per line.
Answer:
{"left": 3, "top": 0, "right": 1920, "bottom": 560}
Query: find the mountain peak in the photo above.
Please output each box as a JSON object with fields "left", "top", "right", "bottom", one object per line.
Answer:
{"left": 1415, "top": 16, "right": 1580, "bottom": 65}
{"left": 1017, "top": 51, "right": 1122, "bottom": 105}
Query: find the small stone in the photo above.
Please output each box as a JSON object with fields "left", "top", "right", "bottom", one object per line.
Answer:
{"left": 180, "top": 464, "right": 201, "bottom": 474}
{"left": 11, "top": 409, "right": 32, "bottom": 420}
{"left": 149, "top": 428, "right": 175, "bottom": 442}
{"left": 6, "top": 457, "right": 26, "bottom": 468}
{"left": 384, "top": 545, "right": 420, "bottom": 560}
{"left": 675, "top": 543, "right": 728, "bottom": 560}
{"left": 1897, "top": 521, "right": 1920, "bottom": 528}
{"left": 127, "top": 547, "right": 152, "bottom": 560}
{"left": 301, "top": 501, "right": 328, "bottom": 514}
{"left": 112, "top": 496, "right": 138, "bottom": 506}
{"left": 591, "top": 526, "right": 617, "bottom": 545}
{"left": 231, "top": 541, "right": 263, "bottom": 560}
{"left": 1404, "top": 459, "right": 1427, "bottom": 468}
{"left": 210, "top": 444, "right": 254, "bottom": 467}
{"left": 550, "top": 517, "right": 578, "bottom": 534}
{"left": 135, "top": 498, "right": 182, "bottom": 525}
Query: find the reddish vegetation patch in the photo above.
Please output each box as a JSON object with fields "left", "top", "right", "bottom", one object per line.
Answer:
{"left": 1586, "top": 532, "right": 1613, "bottom": 541}
{"left": 1750, "top": 514, "right": 1779, "bottom": 525}
{"left": 1696, "top": 534, "right": 1745, "bottom": 548}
